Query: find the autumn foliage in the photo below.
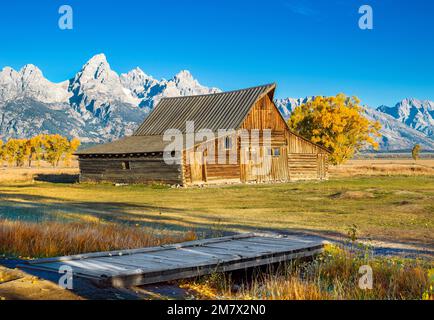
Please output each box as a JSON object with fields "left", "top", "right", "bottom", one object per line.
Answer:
{"left": 0, "top": 134, "right": 80, "bottom": 167}
{"left": 288, "top": 94, "right": 381, "bottom": 165}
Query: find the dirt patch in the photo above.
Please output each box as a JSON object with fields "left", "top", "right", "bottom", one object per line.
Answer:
{"left": 0, "top": 266, "right": 82, "bottom": 300}
{"left": 396, "top": 200, "right": 412, "bottom": 206}
{"left": 330, "top": 191, "right": 375, "bottom": 200}
{"left": 0, "top": 267, "right": 21, "bottom": 284}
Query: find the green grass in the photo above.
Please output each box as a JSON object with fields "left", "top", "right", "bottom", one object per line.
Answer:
{"left": 0, "top": 176, "right": 433, "bottom": 245}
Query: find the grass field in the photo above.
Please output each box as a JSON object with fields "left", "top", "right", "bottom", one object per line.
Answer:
{"left": 329, "top": 159, "right": 434, "bottom": 177}
{"left": 0, "top": 160, "right": 433, "bottom": 300}
{"left": 0, "top": 175, "right": 432, "bottom": 247}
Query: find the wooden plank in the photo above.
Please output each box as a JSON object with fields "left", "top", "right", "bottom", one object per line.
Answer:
{"left": 236, "top": 238, "right": 308, "bottom": 249}
{"left": 28, "top": 233, "right": 256, "bottom": 265}
{"left": 110, "top": 246, "right": 324, "bottom": 287}
{"left": 21, "top": 233, "right": 325, "bottom": 288}
{"left": 177, "top": 246, "right": 246, "bottom": 260}
{"left": 205, "top": 242, "right": 290, "bottom": 255}
{"left": 94, "top": 257, "right": 185, "bottom": 272}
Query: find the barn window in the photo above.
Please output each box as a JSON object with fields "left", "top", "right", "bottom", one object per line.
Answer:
{"left": 272, "top": 148, "right": 281, "bottom": 157}
{"left": 121, "top": 161, "right": 131, "bottom": 170}
{"left": 264, "top": 148, "right": 271, "bottom": 156}
{"left": 224, "top": 136, "right": 232, "bottom": 150}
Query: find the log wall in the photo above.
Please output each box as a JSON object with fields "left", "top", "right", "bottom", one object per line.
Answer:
{"left": 79, "top": 157, "right": 183, "bottom": 184}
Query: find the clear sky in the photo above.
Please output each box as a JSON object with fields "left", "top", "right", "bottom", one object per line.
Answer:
{"left": 0, "top": 0, "right": 433, "bottom": 107}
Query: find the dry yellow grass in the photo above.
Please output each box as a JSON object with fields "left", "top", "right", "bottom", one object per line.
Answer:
{"left": 0, "top": 166, "right": 79, "bottom": 183}
{"left": 183, "top": 245, "right": 434, "bottom": 300}
{"left": 0, "top": 219, "right": 196, "bottom": 258}
{"left": 330, "top": 159, "right": 434, "bottom": 177}
{"left": 2, "top": 158, "right": 432, "bottom": 183}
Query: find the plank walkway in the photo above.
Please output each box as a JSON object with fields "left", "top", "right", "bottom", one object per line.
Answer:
{"left": 20, "top": 233, "right": 325, "bottom": 288}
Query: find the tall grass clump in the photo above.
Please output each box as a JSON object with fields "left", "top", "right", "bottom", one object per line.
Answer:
{"left": 0, "top": 219, "right": 196, "bottom": 258}
{"left": 182, "top": 244, "right": 433, "bottom": 300}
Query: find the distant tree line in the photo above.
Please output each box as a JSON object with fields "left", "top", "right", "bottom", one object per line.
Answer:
{"left": 0, "top": 134, "right": 80, "bottom": 167}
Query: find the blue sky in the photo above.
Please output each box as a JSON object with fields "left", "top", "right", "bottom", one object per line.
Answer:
{"left": 0, "top": 0, "right": 433, "bottom": 107}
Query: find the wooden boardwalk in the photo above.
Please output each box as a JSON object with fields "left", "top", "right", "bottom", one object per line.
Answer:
{"left": 21, "top": 233, "right": 325, "bottom": 288}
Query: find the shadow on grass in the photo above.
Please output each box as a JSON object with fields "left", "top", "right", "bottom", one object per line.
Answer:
{"left": 34, "top": 173, "right": 79, "bottom": 184}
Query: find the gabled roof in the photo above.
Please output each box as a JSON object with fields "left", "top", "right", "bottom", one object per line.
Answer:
{"left": 75, "top": 83, "right": 330, "bottom": 156}
{"left": 133, "top": 83, "right": 276, "bottom": 136}
{"left": 75, "top": 135, "right": 177, "bottom": 155}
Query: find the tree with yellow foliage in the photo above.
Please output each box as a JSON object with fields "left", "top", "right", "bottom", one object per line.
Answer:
{"left": 288, "top": 94, "right": 381, "bottom": 165}
{"left": 27, "top": 135, "right": 45, "bottom": 167}
{"left": 64, "top": 137, "right": 81, "bottom": 167}
{"left": 0, "top": 140, "right": 4, "bottom": 165}
{"left": 0, "top": 134, "right": 81, "bottom": 167}
{"left": 412, "top": 144, "right": 421, "bottom": 162}
{"left": 4, "top": 138, "right": 29, "bottom": 167}
{"left": 42, "top": 134, "right": 70, "bottom": 167}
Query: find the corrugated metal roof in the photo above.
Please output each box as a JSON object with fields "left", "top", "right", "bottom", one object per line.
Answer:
{"left": 75, "top": 83, "right": 329, "bottom": 156}
{"left": 133, "top": 83, "right": 276, "bottom": 136}
{"left": 75, "top": 135, "right": 176, "bottom": 155}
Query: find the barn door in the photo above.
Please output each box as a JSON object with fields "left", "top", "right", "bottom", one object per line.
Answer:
{"left": 271, "top": 146, "right": 289, "bottom": 181}
{"left": 240, "top": 147, "right": 253, "bottom": 182}
{"left": 256, "top": 147, "right": 272, "bottom": 183}
{"left": 317, "top": 154, "right": 326, "bottom": 179}
{"left": 241, "top": 147, "right": 273, "bottom": 183}
{"left": 189, "top": 151, "right": 205, "bottom": 183}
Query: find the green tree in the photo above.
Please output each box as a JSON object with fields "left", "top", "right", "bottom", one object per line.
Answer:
{"left": 288, "top": 94, "right": 382, "bottom": 165}
{"left": 412, "top": 144, "right": 421, "bottom": 161}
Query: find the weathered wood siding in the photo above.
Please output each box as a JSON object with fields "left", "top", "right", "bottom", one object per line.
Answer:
{"left": 241, "top": 93, "right": 329, "bottom": 181}
{"left": 182, "top": 134, "right": 241, "bottom": 184}
{"left": 239, "top": 93, "right": 290, "bottom": 182}
{"left": 182, "top": 92, "right": 329, "bottom": 184}
{"left": 79, "top": 157, "right": 183, "bottom": 184}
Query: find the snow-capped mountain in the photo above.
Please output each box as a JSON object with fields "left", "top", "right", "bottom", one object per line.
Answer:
{"left": 0, "top": 64, "right": 70, "bottom": 104}
{"left": 0, "top": 54, "right": 219, "bottom": 143}
{"left": 275, "top": 97, "right": 314, "bottom": 118}
{"left": 0, "top": 53, "right": 433, "bottom": 151}
{"left": 276, "top": 97, "right": 434, "bottom": 151}
{"left": 120, "top": 68, "right": 220, "bottom": 110}
{"left": 363, "top": 107, "right": 434, "bottom": 150}
{"left": 377, "top": 98, "right": 434, "bottom": 138}
{"left": 68, "top": 54, "right": 141, "bottom": 121}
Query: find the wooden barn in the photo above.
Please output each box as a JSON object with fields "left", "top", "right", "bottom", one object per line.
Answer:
{"left": 76, "top": 84, "right": 330, "bottom": 185}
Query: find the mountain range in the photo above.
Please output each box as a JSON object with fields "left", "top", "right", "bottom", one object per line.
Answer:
{"left": 275, "top": 98, "right": 434, "bottom": 151}
{"left": 0, "top": 54, "right": 433, "bottom": 151}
